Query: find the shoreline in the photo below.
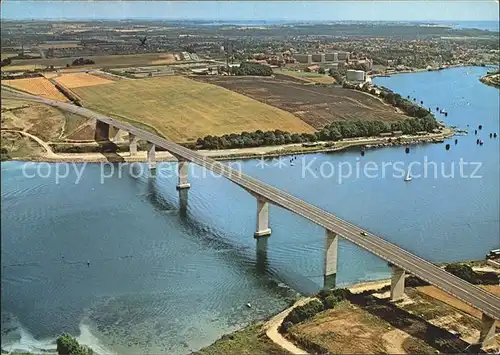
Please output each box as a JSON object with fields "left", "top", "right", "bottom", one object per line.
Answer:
{"left": 370, "top": 63, "right": 477, "bottom": 78}
{"left": 479, "top": 74, "right": 500, "bottom": 88}
{"left": 197, "top": 259, "right": 498, "bottom": 354}
{"left": 2, "top": 128, "right": 455, "bottom": 164}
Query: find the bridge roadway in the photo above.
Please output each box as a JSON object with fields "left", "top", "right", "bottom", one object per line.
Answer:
{"left": 5, "top": 89, "right": 500, "bottom": 321}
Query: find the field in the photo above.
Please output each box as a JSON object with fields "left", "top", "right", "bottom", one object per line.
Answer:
{"left": 398, "top": 288, "right": 499, "bottom": 347}
{"left": 274, "top": 69, "right": 336, "bottom": 84}
{"left": 150, "top": 53, "right": 176, "bottom": 65}
{"left": 1, "top": 98, "right": 94, "bottom": 141}
{"left": 417, "top": 285, "right": 500, "bottom": 327}
{"left": 288, "top": 301, "right": 437, "bottom": 354}
{"left": 71, "top": 76, "right": 315, "bottom": 142}
{"left": 37, "top": 43, "right": 82, "bottom": 49}
{"left": 1, "top": 98, "right": 95, "bottom": 159}
{"left": 196, "top": 76, "right": 406, "bottom": 129}
{"left": 54, "top": 73, "right": 115, "bottom": 88}
{"left": 195, "top": 323, "right": 287, "bottom": 355}
{"left": 2, "top": 77, "right": 68, "bottom": 101}
{"left": 1, "top": 52, "right": 18, "bottom": 60}
{"left": 2, "top": 64, "right": 40, "bottom": 72}
{"left": 5, "top": 52, "right": 178, "bottom": 71}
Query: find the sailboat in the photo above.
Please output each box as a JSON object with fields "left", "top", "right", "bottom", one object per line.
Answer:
{"left": 404, "top": 170, "right": 412, "bottom": 182}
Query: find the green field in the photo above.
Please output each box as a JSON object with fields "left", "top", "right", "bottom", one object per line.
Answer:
{"left": 4, "top": 52, "right": 176, "bottom": 71}
{"left": 195, "top": 323, "right": 288, "bottom": 355}
{"left": 274, "top": 69, "right": 336, "bottom": 84}
{"left": 72, "top": 75, "right": 315, "bottom": 142}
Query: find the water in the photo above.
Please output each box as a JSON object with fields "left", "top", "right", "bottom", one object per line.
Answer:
{"left": 1, "top": 66, "right": 499, "bottom": 354}
{"left": 424, "top": 20, "right": 499, "bottom": 32}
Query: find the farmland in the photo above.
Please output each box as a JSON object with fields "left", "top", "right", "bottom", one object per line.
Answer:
{"left": 288, "top": 301, "right": 437, "bottom": 354}
{"left": 274, "top": 69, "right": 336, "bottom": 84}
{"left": 71, "top": 75, "right": 315, "bottom": 142}
{"left": 54, "top": 73, "right": 115, "bottom": 88}
{"left": 2, "top": 77, "right": 68, "bottom": 101}
{"left": 196, "top": 76, "right": 407, "bottom": 129}
{"left": 4, "top": 52, "right": 177, "bottom": 71}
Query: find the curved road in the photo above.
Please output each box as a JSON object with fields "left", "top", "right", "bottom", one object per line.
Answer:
{"left": 4, "top": 88, "right": 500, "bottom": 321}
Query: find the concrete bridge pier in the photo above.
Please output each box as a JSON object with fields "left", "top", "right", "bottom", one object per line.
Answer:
{"left": 94, "top": 121, "right": 110, "bottom": 141}
{"left": 254, "top": 197, "right": 271, "bottom": 238}
{"left": 176, "top": 160, "right": 191, "bottom": 190}
{"left": 129, "top": 133, "right": 138, "bottom": 156}
{"left": 324, "top": 230, "right": 338, "bottom": 289}
{"left": 390, "top": 265, "right": 406, "bottom": 301}
{"left": 147, "top": 142, "right": 156, "bottom": 171}
{"left": 479, "top": 313, "right": 496, "bottom": 348}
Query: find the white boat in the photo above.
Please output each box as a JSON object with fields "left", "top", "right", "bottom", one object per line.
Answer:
{"left": 404, "top": 170, "right": 412, "bottom": 182}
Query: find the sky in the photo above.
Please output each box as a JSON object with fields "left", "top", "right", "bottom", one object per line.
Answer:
{"left": 1, "top": 1, "right": 499, "bottom": 21}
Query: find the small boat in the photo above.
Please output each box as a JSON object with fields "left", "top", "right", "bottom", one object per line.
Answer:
{"left": 479, "top": 140, "right": 484, "bottom": 146}
{"left": 246, "top": 303, "right": 252, "bottom": 308}
{"left": 404, "top": 170, "right": 412, "bottom": 182}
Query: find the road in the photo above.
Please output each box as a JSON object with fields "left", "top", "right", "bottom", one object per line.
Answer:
{"left": 3, "top": 87, "right": 500, "bottom": 321}
{"left": 1, "top": 129, "right": 58, "bottom": 158}
{"left": 265, "top": 297, "right": 313, "bottom": 354}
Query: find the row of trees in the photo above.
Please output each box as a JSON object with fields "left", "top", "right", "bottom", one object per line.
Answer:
{"left": 230, "top": 62, "right": 272, "bottom": 76}
{"left": 195, "top": 115, "right": 439, "bottom": 150}
{"left": 71, "top": 58, "right": 95, "bottom": 66}
{"left": 380, "top": 91, "right": 431, "bottom": 119}
{"left": 343, "top": 82, "right": 435, "bottom": 120}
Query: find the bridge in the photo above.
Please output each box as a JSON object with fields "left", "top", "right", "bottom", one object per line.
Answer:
{"left": 4, "top": 88, "right": 500, "bottom": 348}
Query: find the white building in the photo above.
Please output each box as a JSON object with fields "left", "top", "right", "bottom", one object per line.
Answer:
{"left": 346, "top": 69, "right": 366, "bottom": 82}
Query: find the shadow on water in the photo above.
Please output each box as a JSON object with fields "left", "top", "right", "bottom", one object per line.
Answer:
{"left": 142, "top": 175, "right": 316, "bottom": 297}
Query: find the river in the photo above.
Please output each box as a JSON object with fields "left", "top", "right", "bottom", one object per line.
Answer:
{"left": 1, "top": 66, "right": 499, "bottom": 354}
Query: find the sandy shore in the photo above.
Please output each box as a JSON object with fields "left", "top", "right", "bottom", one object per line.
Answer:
{"left": 4, "top": 128, "right": 455, "bottom": 164}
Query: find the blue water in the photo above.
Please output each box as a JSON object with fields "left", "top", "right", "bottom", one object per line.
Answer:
{"left": 436, "top": 20, "right": 499, "bottom": 32}
{"left": 1, "top": 66, "right": 499, "bottom": 354}
{"left": 195, "top": 20, "right": 500, "bottom": 32}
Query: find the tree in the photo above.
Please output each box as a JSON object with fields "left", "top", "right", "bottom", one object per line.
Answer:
{"left": 72, "top": 58, "right": 95, "bottom": 66}
{"left": 445, "top": 263, "right": 476, "bottom": 284}
{"left": 329, "top": 68, "right": 343, "bottom": 83}
{"left": 232, "top": 62, "right": 272, "bottom": 76}
{"left": 0, "top": 57, "right": 12, "bottom": 67}
{"left": 318, "top": 67, "right": 326, "bottom": 74}
{"left": 283, "top": 299, "right": 324, "bottom": 325}
{"left": 57, "top": 333, "right": 93, "bottom": 355}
